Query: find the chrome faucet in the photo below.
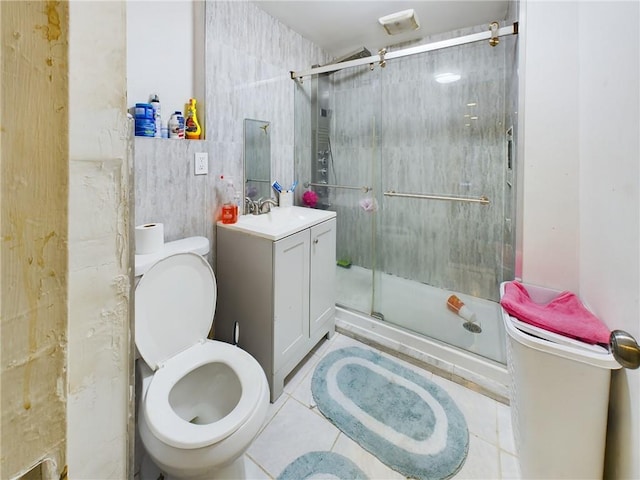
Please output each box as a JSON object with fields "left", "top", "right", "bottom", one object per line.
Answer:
{"left": 244, "top": 197, "right": 257, "bottom": 215}
{"left": 258, "top": 198, "right": 278, "bottom": 214}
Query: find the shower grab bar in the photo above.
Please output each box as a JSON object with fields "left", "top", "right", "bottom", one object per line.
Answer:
{"left": 384, "top": 190, "right": 490, "bottom": 205}
{"left": 246, "top": 178, "right": 271, "bottom": 183}
{"left": 305, "top": 181, "right": 372, "bottom": 193}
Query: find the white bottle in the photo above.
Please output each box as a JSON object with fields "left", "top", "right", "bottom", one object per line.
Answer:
{"left": 150, "top": 94, "right": 162, "bottom": 138}
{"left": 168, "top": 112, "right": 184, "bottom": 139}
{"left": 234, "top": 190, "right": 242, "bottom": 215}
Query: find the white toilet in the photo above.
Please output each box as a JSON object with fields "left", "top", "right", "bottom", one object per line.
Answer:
{"left": 135, "top": 237, "right": 269, "bottom": 479}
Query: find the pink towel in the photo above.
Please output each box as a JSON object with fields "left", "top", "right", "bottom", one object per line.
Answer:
{"left": 500, "top": 281, "right": 610, "bottom": 345}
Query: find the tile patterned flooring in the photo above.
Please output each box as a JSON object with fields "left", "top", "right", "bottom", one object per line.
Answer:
{"left": 243, "top": 333, "right": 521, "bottom": 479}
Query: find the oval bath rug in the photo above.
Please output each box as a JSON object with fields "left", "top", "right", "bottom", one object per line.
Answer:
{"left": 277, "top": 451, "right": 369, "bottom": 480}
{"left": 311, "top": 346, "right": 469, "bottom": 480}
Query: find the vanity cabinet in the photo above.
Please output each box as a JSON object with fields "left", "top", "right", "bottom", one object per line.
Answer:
{"left": 215, "top": 216, "right": 336, "bottom": 401}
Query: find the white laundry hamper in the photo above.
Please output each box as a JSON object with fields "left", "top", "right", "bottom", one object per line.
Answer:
{"left": 500, "top": 282, "right": 621, "bottom": 479}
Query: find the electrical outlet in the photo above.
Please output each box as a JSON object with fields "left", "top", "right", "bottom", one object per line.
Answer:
{"left": 195, "top": 152, "right": 208, "bottom": 175}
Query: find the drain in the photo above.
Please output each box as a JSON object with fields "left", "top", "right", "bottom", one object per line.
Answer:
{"left": 371, "top": 311, "right": 385, "bottom": 321}
{"left": 463, "top": 322, "right": 482, "bottom": 334}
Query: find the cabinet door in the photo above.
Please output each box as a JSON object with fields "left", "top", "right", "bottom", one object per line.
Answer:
{"left": 309, "top": 219, "right": 336, "bottom": 335}
{"left": 273, "top": 229, "right": 310, "bottom": 371}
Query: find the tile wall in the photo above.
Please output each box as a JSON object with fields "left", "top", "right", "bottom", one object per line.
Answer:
{"left": 134, "top": 1, "right": 329, "bottom": 264}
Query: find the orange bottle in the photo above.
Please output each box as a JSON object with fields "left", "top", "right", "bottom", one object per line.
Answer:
{"left": 219, "top": 175, "right": 238, "bottom": 224}
{"left": 447, "top": 295, "right": 477, "bottom": 322}
{"left": 221, "top": 204, "right": 238, "bottom": 224}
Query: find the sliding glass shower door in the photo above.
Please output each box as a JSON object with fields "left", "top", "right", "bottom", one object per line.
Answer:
{"left": 369, "top": 37, "right": 515, "bottom": 362}
{"left": 294, "top": 30, "right": 517, "bottom": 364}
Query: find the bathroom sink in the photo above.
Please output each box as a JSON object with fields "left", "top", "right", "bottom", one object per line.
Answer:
{"left": 218, "top": 206, "right": 336, "bottom": 241}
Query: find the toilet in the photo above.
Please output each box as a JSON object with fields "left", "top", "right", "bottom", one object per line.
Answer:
{"left": 135, "top": 237, "right": 269, "bottom": 479}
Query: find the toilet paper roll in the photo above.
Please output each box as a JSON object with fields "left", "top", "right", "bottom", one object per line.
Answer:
{"left": 135, "top": 223, "right": 164, "bottom": 254}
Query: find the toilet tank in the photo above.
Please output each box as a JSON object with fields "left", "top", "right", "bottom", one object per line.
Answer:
{"left": 135, "top": 236, "right": 209, "bottom": 277}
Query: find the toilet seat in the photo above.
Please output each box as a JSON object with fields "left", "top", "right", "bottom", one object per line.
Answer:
{"left": 135, "top": 252, "right": 217, "bottom": 370}
{"left": 144, "top": 340, "right": 266, "bottom": 449}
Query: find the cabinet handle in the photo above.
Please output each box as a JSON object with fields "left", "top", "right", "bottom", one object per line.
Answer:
{"left": 313, "top": 238, "right": 319, "bottom": 244}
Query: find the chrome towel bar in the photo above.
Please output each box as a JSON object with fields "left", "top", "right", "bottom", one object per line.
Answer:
{"left": 383, "top": 191, "right": 490, "bottom": 205}
{"left": 305, "top": 182, "right": 372, "bottom": 193}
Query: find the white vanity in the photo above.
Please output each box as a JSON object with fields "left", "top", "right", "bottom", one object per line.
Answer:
{"left": 215, "top": 206, "right": 336, "bottom": 401}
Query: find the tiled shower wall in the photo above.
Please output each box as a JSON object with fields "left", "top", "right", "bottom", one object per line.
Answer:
{"left": 134, "top": 1, "right": 328, "bottom": 264}
{"left": 301, "top": 24, "right": 517, "bottom": 302}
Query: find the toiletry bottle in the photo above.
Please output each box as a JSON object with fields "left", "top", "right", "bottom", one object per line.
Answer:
{"left": 150, "top": 94, "right": 162, "bottom": 138}
{"left": 185, "top": 98, "right": 202, "bottom": 140}
{"left": 234, "top": 190, "right": 242, "bottom": 216}
{"left": 168, "top": 111, "right": 185, "bottom": 139}
{"left": 134, "top": 103, "right": 155, "bottom": 137}
{"left": 220, "top": 176, "right": 238, "bottom": 224}
{"left": 446, "top": 295, "right": 476, "bottom": 322}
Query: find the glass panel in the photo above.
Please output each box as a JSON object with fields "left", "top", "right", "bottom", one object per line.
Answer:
{"left": 294, "top": 67, "right": 381, "bottom": 315}
{"left": 329, "top": 67, "right": 381, "bottom": 316}
{"left": 371, "top": 34, "right": 517, "bottom": 363}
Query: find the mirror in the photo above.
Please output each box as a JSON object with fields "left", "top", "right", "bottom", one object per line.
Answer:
{"left": 244, "top": 119, "right": 271, "bottom": 209}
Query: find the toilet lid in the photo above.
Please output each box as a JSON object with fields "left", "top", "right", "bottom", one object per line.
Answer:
{"left": 135, "top": 252, "right": 217, "bottom": 370}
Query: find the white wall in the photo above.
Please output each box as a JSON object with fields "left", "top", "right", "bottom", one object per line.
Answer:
{"left": 520, "top": 1, "right": 640, "bottom": 477}
{"left": 577, "top": 2, "right": 639, "bottom": 477}
{"left": 519, "top": 1, "right": 580, "bottom": 292}
{"left": 127, "top": 0, "right": 204, "bottom": 132}
{"left": 68, "top": 1, "right": 131, "bottom": 478}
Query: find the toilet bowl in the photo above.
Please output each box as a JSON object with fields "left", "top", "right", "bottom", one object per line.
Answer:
{"left": 135, "top": 237, "right": 269, "bottom": 479}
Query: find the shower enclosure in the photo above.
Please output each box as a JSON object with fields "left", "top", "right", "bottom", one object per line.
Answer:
{"left": 294, "top": 23, "right": 518, "bottom": 366}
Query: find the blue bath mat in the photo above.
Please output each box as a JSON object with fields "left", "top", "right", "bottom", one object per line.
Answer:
{"left": 311, "top": 346, "right": 469, "bottom": 480}
{"left": 277, "top": 451, "right": 368, "bottom": 480}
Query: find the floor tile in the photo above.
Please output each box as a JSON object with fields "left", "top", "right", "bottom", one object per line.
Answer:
{"left": 243, "top": 455, "right": 271, "bottom": 480}
{"left": 497, "top": 402, "right": 516, "bottom": 455}
{"left": 454, "top": 434, "right": 501, "bottom": 479}
{"left": 289, "top": 360, "right": 317, "bottom": 408}
{"left": 500, "top": 450, "right": 522, "bottom": 479}
{"left": 430, "top": 375, "right": 498, "bottom": 446}
{"left": 261, "top": 389, "right": 288, "bottom": 433}
{"left": 247, "top": 397, "right": 340, "bottom": 478}
{"left": 246, "top": 333, "right": 517, "bottom": 480}
{"left": 283, "top": 350, "right": 321, "bottom": 396}
{"left": 332, "top": 433, "right": 405, "bottom": 480}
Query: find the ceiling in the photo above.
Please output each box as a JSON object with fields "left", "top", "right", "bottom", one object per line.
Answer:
{"left": 254, "top": 1, "right": 510, "bottom": 60}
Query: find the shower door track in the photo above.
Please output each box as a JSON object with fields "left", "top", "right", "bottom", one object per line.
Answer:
{"left": 291, "top": 22, "right": 518, "bottom": 80}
